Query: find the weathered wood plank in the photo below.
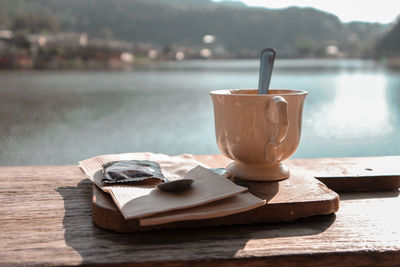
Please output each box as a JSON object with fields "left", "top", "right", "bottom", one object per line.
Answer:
{"left": 0, "top": 157, "right": 400, "bottom": 266}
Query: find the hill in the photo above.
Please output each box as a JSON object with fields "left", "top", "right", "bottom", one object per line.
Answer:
{"left": 376, "top": 18, "right": 400, "bottom": 57}
{"left": 0, "top": 0, "right": 389, "bottom": 58}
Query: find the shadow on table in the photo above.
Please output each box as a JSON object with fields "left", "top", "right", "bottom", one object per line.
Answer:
{"left": 56, "top": 179, "right": 336, "bottom": 264}
{"left": 340, "top": 190, "right": 400, "bottom": 200}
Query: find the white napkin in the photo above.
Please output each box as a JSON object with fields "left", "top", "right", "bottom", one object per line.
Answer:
{"left": 139, "top": 191, "right": 264, "bottom": 226}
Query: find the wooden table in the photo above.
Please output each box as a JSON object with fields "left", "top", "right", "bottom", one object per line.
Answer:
{"left": 1, "top": 155, "right": 400, "bottom": 266}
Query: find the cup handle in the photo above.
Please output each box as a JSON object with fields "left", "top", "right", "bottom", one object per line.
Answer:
{"left": 266, "top": 96, "right": 289, "bottom": 162}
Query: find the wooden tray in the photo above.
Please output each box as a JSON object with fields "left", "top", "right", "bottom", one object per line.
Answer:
{"left": 92, "top": 170, "right": 338, "bottom": 232}
{"left": 92, "top": 155, "right": 400, "bottom": 232}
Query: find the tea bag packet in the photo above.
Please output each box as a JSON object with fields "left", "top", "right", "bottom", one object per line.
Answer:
{"left": 101, "top": 160, "right": 165, "bottom": 185}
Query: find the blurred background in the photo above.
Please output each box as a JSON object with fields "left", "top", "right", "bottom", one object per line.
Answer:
{"left": 0, "top": 0, "right": 399, "bottom": 165}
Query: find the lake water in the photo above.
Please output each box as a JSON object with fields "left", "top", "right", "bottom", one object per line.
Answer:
{"left": 1, "top": 59, "right": 400, "bottom": 166}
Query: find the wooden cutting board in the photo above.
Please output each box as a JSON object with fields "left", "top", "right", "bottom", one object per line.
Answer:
{"left": 91, "top": 155, "right": 340, "bottom": 232}
{"left": 92, "top": 155, "right": 400, "bottom": 232}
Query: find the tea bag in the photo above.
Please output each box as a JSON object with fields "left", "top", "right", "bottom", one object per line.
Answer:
{"left": 101, "top": 160, "right": 166, "bottom": 185}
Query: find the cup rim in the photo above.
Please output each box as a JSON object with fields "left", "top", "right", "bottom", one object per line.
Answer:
{"left": 210, "top": 89, "right": 308, "bottom": 96}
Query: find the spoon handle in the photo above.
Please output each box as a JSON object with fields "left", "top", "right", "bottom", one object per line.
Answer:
{"left": 258, "top": 48, "right": 276, "bottom": 94}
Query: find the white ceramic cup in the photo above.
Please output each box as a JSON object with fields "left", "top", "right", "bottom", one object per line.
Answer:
{"left": 210, "top": 89, "right": 308, "bottom": 181}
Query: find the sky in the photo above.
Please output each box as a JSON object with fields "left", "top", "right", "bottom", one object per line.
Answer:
{"left": 214, "top": 0, "right": 400, "bottom": 24}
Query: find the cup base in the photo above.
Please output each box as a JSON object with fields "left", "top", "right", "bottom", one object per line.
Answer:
{"left": 227, "top": 161, "right": 290, "bottom": 181}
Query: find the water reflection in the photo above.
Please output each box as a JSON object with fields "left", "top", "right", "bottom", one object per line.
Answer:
{"left": 311, "top": 72, "right": 392, "bottom": 138}
{"left": 0, "top": 59, "right": 399, "bottom": 165}
{"left": 385, "top": 72, "right": 400, "bottom": 121}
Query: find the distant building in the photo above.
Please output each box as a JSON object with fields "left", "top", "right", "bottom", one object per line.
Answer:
{"left": 0, "top": 30, "right": 13, "bottom": 68}
{"left": 26, "top": 32, "right": 135, "bottom": 69}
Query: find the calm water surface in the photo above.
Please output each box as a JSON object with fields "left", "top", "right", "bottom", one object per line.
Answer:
{"left": 1, "top": 59, "right": 400, "bottom": 165}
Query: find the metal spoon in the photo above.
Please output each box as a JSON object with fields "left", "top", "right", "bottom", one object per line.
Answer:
{"left": 157, "top": 178, "right": 194, "bottom": 192}
{"left": 258, "top": 48, "right": 276, "bottom": 94}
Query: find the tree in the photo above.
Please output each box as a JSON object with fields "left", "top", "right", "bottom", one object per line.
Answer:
{"left": 376, "top": 17, "right": 400, "bottom": 57}
{"left": 12, "top": 13, "right": 60, "bottom": 34}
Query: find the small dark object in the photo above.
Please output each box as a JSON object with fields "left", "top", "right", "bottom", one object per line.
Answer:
{"left": 102, "top": 160, "right": 165, "bottom": 185}
{"left": 157, "top": 179, "right": 194, "bottom": 192}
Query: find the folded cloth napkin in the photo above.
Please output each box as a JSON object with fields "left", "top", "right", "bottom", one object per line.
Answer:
{"left": 79, "top": 153, "right": 265, "bottom": 224}
{"left": 139, "top": 191, "right": 264, "bottom": 226}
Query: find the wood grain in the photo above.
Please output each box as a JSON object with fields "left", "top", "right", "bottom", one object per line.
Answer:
{"left": 1, "top": 156, "right": 400, "bottom": 266}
